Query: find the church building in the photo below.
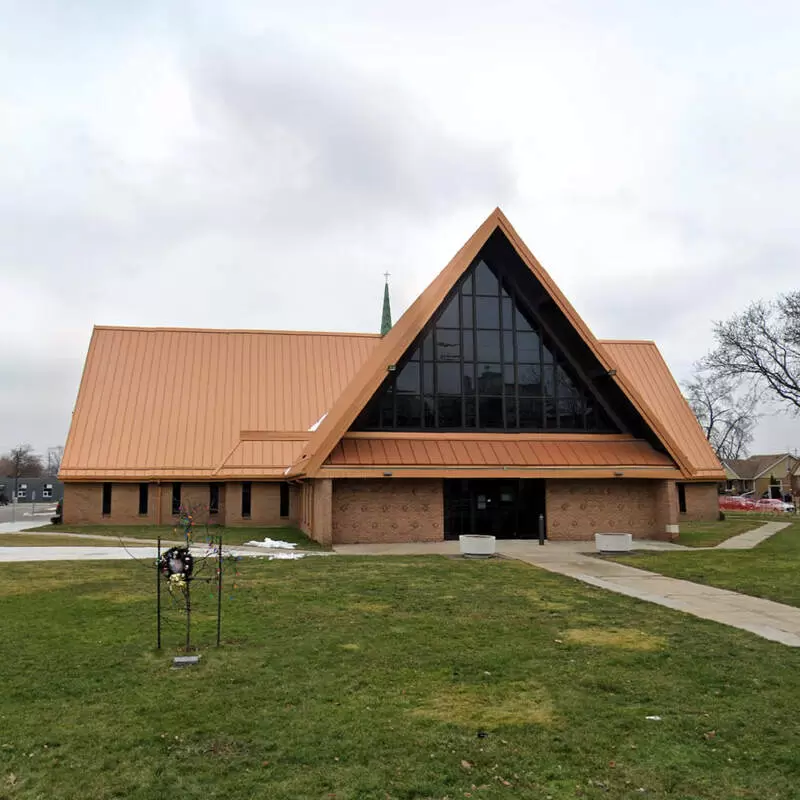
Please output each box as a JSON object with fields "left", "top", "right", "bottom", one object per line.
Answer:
{"left": 60, "top": 209, "right": 724, "bottom": 543}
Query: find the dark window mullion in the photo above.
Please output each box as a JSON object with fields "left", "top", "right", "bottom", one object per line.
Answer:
{"left": 512, "top": 290, "right": 519, "bottom": 429}
{"left": 499, "top": 276, "right": 507, "bottom": 430}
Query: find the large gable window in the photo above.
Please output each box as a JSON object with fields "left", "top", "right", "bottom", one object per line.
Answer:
{"left": 354, "top": 256, "right": 616, "bottom": 433}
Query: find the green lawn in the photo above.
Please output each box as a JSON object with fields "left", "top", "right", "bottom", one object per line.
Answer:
{"left": 616, "top": 521, "right": 800, "bottom": 608}
{"left": 2, "top": 557, "right": 800, "bottom": 798}
{"left": 23, "top": 524, "right": 322, "bottom": 549}
{"left": 676, "top": 517, "right": 759, "bottom": 547}
{"left": 0, "top": 534, "right": 150, "bottom": 547}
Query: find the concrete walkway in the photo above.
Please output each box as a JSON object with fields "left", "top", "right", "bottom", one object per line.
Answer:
{"left": 714, "top": 520, "right": 790, "bottom": 549}
{"left": 500, "top": 538, "right": 800, "bottom": 647}
{"left": 335, "top": 522, "right": 800, "bottom": 647}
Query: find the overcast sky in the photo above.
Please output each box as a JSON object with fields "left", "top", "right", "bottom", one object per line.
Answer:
{"left": 1, "top": 0, "right": 798, "bottom": 458}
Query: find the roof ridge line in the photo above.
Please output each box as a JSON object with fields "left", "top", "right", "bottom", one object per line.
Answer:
{"left": 93, "top": 325, "right": 381, "bottom": 337}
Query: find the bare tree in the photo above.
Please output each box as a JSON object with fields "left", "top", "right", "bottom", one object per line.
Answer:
{"left": 704, "top": 291, "right": 800, "bottom": 412}
{"left": 46, "top": 446, "right": 64, "bottom": 477}
{"left": 684, "top": 370, "right": 758, "bottom": 461}
{"left": 0, "top": 444, "right": 44, "bottom": 478}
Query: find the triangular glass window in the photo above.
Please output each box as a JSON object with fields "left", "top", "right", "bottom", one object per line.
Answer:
{"left": 353, "top": 257, "right": 619, "bottom": 432}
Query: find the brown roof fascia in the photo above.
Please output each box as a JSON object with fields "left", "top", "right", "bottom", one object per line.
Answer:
{"left": 293, "top": 207, "right": 691, "bottom": 478}
{"left": 92, "top": 325, "right": 381, "bottom": 338}
{"left": 318, "top": 466, "right": 681, "bottom": 480}
{"left": 501, "top": 224, "right": 694, "bottom": 477}
{"left": 289, "top": 209, "right": 502, "bottom": 477}
{"left": 342, "top": 431, "right": 634, "bottom": 443}
{"left": 240, "top": 431, "right": 311, "bottom": 441}
{"left": 58, "top": 326, "right": 101, "bottom": 480}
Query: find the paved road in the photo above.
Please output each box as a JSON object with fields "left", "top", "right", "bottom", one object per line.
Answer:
{"left": 0, "top": 503, "right": 56, "bottom": 524}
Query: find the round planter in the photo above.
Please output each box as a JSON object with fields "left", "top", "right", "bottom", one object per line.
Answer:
{"left": 594, "top": 532, "right": 633, "bottom": 553}
{"left": 459, "top": 534, "right": 496, "bottom": 558}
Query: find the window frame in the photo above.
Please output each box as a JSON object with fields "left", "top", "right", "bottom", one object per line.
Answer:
{"left": 102, "top": 482, "right": 112, "bottom": 516}
{"left": 171, "top": 483, "right": 181, "bottom": 516}
{"left": 138, "top": 483, "right": 148, "bottom": 516}
{"left": 209, "top": 483, "right": 220, "bottom": 515}
{"left": 279, "top": 482, "right": 290, "bottom": 518}
{"left": 241, "top": 482, "right": 252, "bottom": 519}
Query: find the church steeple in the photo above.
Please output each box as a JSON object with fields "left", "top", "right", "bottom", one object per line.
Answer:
{"left": 380, "top": 272, "right": 392, "bottom": 336}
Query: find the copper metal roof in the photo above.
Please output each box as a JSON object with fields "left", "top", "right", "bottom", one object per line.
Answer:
{"left": 60, "top": 327, "right": 379, "bottom": 480}
{"left": 61, "top": 209, "right": 723, "bottom": 483}
{"left": 290, "top": 209, "right": 711, "bottom": 479}
{"left": 321, "top": 432, "right": 678, "bottom": 478}
{"left": 600, "top": 341, "right": 724, "bottom": 480}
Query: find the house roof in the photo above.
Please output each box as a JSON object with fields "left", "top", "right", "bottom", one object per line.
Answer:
{"left": 61, "top": 209, "right": 724, "bottom": 483}
{"left": 289, "top": 208, "right": 722, "bottom": 481}
{"left": 724, "top": 454, "right": 795, "bottom": 481}
{"left": 321, "top": 432, "right": 678, "bottom": 479}
{"left": 599, "top": 341, "right": 724, "bottom": 480}
{"left": 60, "top": 327, "right": 380, "bottom": 480}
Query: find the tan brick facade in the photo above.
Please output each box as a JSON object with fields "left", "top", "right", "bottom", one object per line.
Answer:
{"left": 63, "top": 481, "right": 296, "bottom": 528}
{"left": 545, "top": 479, "right": 677, "bottom": 541}
{"left": 680, "top": 482, "right": 720, "bottom": 522}
{"left": 332, "top": 478, "right": 444, "bottom": 544}
{"left": 64, "top": 476, "right": 692, "bottom": 543}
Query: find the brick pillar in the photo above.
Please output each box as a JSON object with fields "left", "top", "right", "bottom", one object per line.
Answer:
{"left": 311, "top": 478, "right": 333, "bottom": 546}
{"left": 655, "top": 479, "right": 679, "bottom": 540}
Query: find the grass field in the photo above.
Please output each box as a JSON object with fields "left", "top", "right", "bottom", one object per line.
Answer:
{"left": 2, "top": 556, "right": 800, "bottom": 799}
{"left": 617, "top": 520, "right": 800, "bottom": 608}
{"left": 22, "top": 524, "right": 321, "bottom": 549}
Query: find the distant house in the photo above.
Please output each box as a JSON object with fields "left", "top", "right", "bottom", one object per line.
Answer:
{"left": 0, "top": 477, "right": 63, "bottom": 504}
{"left": 723, "top": 455, "right": 799, "bottom": 499}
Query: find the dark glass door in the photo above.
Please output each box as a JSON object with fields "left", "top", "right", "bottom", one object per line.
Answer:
{"left": 444, "top": 479, "right": 545, "bottom": 539}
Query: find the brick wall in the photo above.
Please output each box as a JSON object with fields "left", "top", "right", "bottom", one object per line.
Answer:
{"left": 545, "top": 479, "right": 673, "bottom": 540}
{"left": 681, "top": 482, "right": 720, "bottom": 522}
{"left": 224, "top": 482, "right": 289, "bottom": 527}
{"left": 64, "top": 483, "right": 101, "bottom": 524}
{"left": 332, "top": 479, "right": 443, "bottom": 544}
{"left": 64, "top": 481, "right": 295, "bottom": 527}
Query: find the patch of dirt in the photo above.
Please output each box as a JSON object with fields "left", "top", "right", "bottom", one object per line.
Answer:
{"left": 340, "top": 643, "right": 361, "bottom": 651}
{"left": 510, "top": 588, "right": 571, "bottom": 612}
{"left": 412, "top": 682, "right": 553, "bottom": 728}
{"left": 563, "top": 628, "right": 665, "bottom": 651}
{"left": 349, "top": 601, "right": 391, "bottom": 613}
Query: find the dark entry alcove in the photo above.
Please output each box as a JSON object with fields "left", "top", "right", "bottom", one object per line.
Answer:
{"left": 443, "top": 478, "right": 545, "bottom": 539}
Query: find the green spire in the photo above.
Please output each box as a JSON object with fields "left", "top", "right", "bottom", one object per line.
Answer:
{"left": 380, "top": 272, "right": 392, "bottom": 336}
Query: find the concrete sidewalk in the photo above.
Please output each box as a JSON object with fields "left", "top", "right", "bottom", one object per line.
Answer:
{"left": 714, "top": 520, "right": 790, "bottom": 549}
{"left": 503, "top": 539, "right": 800, "bottom": 647}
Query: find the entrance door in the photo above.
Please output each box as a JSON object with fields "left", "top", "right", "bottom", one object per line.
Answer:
{"left": 444, "top": 479, "right": 545, "bottom": 539}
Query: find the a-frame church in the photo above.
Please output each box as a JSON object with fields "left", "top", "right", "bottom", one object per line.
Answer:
{"left": 60, "top": 209, "right": 724, "bottom": 542}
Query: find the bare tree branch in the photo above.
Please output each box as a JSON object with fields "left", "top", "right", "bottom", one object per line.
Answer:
{"left": 0, "top": 444, "right": 44, "bottom": 478}
{"left": 684, "top": 370, "right": 758, "bottom": 461}
{"left": 704, "top": 291, "right": 800, "bottom": 411}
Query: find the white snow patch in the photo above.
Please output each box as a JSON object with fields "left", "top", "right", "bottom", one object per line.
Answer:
{"left": 308, "top": 412, "right": 327, "bottom": 432}
{"left": 264, "top": 552, "right": 306, "bottom": 560}
{"left": 244, "top": 537, "right": 298, "bottom": 549}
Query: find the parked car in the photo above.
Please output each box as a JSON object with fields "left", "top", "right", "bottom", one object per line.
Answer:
{"left": 719, "top": 495, "right": 756, "bottom": 511}
{"left": 754, "top": 498, "right": 795, "bottom": 513}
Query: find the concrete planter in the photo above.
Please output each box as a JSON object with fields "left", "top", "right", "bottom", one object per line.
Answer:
{"left": 459, "top": 534, "right": 496, "bottom": 558}
{"left": 594, "top": 532, "right": 633, "bottom": 553}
